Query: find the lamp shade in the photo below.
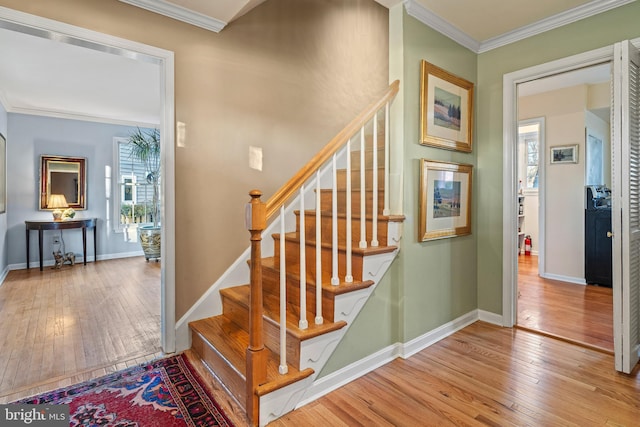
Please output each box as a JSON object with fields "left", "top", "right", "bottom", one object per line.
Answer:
{"left": 48, "top": 194, "right": 69, "bottom": 209}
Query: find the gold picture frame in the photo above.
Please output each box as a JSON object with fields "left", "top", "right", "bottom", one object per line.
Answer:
{"left": 419, "top": 159, "right": 473, "bottom": 241}
{"left": 419, "top": 60, "right": 474, "bottom": 152}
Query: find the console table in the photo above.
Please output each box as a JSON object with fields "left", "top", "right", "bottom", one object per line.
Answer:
{"left": 25, "top": 218, "right": 97, "bottom": 271}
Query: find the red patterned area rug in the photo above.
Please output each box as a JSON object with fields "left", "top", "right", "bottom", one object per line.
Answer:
{"left": 13, "top": 353, "right": 234, "bottom": 427}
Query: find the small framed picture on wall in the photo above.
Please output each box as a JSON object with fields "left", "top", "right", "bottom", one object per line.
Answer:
{"left": 550, "top": 144, "right": 578, "bottom": 164}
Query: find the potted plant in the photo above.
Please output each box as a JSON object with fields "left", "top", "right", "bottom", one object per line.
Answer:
{"left": 128, "top": 127, "right": 161, "bottom": 261}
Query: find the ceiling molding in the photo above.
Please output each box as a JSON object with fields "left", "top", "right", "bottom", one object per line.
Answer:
{"left": 403, "top": 0, "right": 480, "bottom": 52}
{"left": 6, "top": 104, "right": 160, "bottom": 128}
{"left": 404, "top": 0, "right": 635, "bottom": 54}
{"left": 118, "top": 0, "right": 227, "bottom": 33}
{"left": 478, "top": 0, "right": 636, "bottom": 53}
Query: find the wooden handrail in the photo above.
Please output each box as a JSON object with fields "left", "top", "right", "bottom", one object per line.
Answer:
{"left": 265, "top": 80, "right": 400, "bottom": 219}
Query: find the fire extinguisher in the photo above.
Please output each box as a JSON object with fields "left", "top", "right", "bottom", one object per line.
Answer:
{"left": 524, "top": 235, "right": 532, "bottom": 256}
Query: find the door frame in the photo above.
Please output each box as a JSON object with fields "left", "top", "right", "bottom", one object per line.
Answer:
{"left": 0, "top": 6, "right": 176, "bottom": 352}
{"left": 516, "top": 116, "right": 545, "bottom": 271}
{"left": 502, "top": 46, "right": 613, "bottom": 327}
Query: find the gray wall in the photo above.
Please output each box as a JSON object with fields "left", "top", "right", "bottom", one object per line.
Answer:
{"left": 0, "top": 103, "right": 7, "bottom": 277}
{"left": 7, "top": 113, "right": 143, "bottom": 267}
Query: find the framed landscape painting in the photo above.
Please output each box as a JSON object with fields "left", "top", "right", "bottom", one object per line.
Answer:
{"left": 419, "top": 159, "right": 473, "bottom": 241}
{"left": 420, "top": 60, "right": 474, "bottom": 152}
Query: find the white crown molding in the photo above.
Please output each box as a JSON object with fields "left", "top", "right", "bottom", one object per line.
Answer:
{"left": 118, "top": 0, "right": 226, "bottom": 33}
{"left": 403, "top": 0, "right": 635, "bottom": 54}
{"left": 7, "top": 104, "right": 159, "bottom": 128}
{"left": 478, "top": 0, "right": 636, "bottom": 53}
{"left": 403, "top": 0, "right": 480, "bottom": 52}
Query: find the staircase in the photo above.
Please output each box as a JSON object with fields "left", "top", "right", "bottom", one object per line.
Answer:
{"left": 188, "top": 81, "right": 402, "bottom": 426}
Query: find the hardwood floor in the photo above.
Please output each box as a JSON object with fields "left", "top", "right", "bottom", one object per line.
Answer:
{"left": 1, "top": 257, "right": 635, "bottom": 425}
{"left": 266, "top": 322, "right": 639, "bottom": 426}
{"left": 517, "top": 254, "right": 614, "bottom": 353}
{"left": 0, "top": 257, "right": 163, "bottom": 403}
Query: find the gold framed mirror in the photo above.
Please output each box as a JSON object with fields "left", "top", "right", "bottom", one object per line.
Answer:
{"left": 39, "top": 155, "right": 87, "bottom": 210}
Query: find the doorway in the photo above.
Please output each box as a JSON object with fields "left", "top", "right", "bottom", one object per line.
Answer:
{"left": 502, "top": 46, "right": 615, "bottom": 331}
{"left": 0, "top": 5, "right": 175, "bottom": 391}
{"left": 513, "top": 65, "right": 614, "bottom": 352}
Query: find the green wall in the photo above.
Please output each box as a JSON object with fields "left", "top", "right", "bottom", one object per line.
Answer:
{"left": 476, "top": 1, "right": 640, "bottom": 314}
{"left": 321, "top": 7, "right": 478, "bottom": 375}
{"left": 323, "top": 1, "right": 640, "bottom": 376}
{"left": 399, "top": 10, "right": 478, "bottom": 341}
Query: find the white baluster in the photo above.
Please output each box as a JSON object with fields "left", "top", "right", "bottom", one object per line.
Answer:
{"left": 371, "top": 113, "right": 379, "bottom": 247}
{"left": 298, "top": 186, "right": 308, "bottom": 329}
{"left": 315, "top": 171, "right": 323, "bottom": 324}
{"left": 345, "top": 138, "right": 353, "bottom": 283}
{"left": 359, "top": 127, "right": 367, "bottom": 249}
{"left": 279, "top": 206, "right": 288, "bottom": 374}
{"left": 384, "top": 102, "right": 390, "bottom": 216}
{"left": 331, "top": 154, "right": 339, "bottom": 286}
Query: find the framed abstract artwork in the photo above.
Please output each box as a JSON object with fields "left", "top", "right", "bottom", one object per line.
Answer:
{"left": 419, "top": 159, "right": 473, "bottom": 241}
{"left": 419, "top": 60, "right": 474, "bottom": 152}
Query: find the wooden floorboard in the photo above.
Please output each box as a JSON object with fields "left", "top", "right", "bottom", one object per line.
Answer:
{"left": 0, "top": 257, "right": 163, "bottom": 403}
{"left": 269, "top": 322, "right": 639, "bottom": 426}
{"left": 517, "top": 254, "right": 614, "bottom": 353}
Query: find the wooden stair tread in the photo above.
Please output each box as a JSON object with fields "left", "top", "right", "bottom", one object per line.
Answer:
{"left": 274, "top": 231, "right": 398, "bottom": 256}
{"left": 295, "top": 209, "right": 405, "bottom": 222}
{"left": 221, "top": 285, "right": 347, "bottom": 340}
{"left": 261, "top": 256, "right": 375, "bottom": 295}
{"left": 190, "top": 315, "right": 248, "bottom": 374}
{"left": 189, "top": 316, "right": 314, "bottom": 394}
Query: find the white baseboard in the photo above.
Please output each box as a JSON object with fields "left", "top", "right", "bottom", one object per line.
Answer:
{"left": 10, "top": 251, "right": 145, "bottom": 271}
{"left": 298, "top": 309, "right": 484, "bottom": 408}
{"left": 478, "top": 309, "right": 503, "bottom": 325}
{"left": 298, "top": 342, "right": 402, "bottom": 408}
{"left": 540, "top": 272, "right": 586, "bottom": 285}
{"left": 401, "top": 310, "right": 478, "bottom": 359}
{"left": 96, "top": 251, "right": 145, "bottom": 261}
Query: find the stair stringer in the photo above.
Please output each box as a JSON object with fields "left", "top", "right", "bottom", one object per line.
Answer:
{"left": 258, "top": 246, "right": 400, "bottom": 426}
{"left": 258, "top": 375, "right": 314, "bottom": 427}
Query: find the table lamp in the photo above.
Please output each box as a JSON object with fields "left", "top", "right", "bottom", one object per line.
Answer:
{"left": 48, "top": 194, "right": 68, "bottom": 221}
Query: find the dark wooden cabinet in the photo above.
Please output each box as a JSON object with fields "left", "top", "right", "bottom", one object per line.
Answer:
{"left": 585, "top": 208, "right": 612, "bottom": 287}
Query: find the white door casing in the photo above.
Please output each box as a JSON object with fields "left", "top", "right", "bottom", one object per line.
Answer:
{"left": 0, "top": 6, "right": 177, "bottom": 352}
{"left": 502, "top": 46, "right": 613, "bottom": 327}
{"left": 611, "top": 40, "right": 640, "bottom": 373}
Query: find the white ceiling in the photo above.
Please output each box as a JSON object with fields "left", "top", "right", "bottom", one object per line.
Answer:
{"left": 0, "top": 25, "right": 160, "bottom": 127}
{"left": 0, "top": 0, "right": 631, "bottom": 126}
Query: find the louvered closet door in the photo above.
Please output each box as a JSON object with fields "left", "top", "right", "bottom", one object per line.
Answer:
{"left": 612, "top": 40, "right": 640, "bottom": 374}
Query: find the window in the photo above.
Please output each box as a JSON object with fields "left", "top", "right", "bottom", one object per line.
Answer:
{"left": 113, "top": 137, "right": 159, "bottom": 240}
{"left": 518, "top": 119, "right": 544, "bottom": 190}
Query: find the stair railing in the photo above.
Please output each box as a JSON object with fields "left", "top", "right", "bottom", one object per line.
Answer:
{"left": 246, "top": 80, "right": 399, "bottom": 423}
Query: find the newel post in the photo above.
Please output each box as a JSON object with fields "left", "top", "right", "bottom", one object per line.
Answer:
{"left": 246, "top": 190, "right": 267, "bottom": 425}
